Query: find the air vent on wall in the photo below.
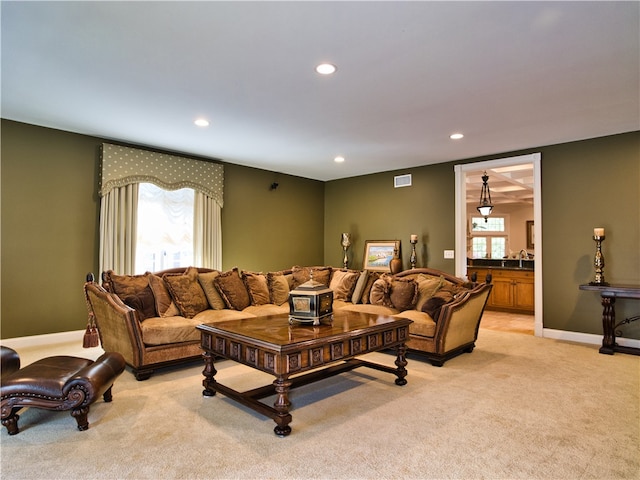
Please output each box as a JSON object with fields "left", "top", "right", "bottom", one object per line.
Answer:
{"left": 394, "top": 174, "right": 412, "bottom": 188}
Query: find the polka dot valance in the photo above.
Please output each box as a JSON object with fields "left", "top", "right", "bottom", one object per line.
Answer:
{"left": 100, "top": 143, "right": 224, "bottom": 206}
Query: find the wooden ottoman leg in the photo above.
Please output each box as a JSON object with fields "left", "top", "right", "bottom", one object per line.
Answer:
{"left": 103, "top": 385, "right": 114, "bottom": 403}
{"left": 1, "top": 409, "right": 20, "bottom": 435}
{"left": 71, "top": 406, "right": 90, "bottom": 431}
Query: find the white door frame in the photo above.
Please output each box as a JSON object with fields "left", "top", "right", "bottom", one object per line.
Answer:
{"left": 454, "top": 153, "right": 543, "bottom": 337}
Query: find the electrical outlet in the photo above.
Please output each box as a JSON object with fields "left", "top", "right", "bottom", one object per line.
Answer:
{"left": 444, "top": 250, "right": 455, "bottom": 259}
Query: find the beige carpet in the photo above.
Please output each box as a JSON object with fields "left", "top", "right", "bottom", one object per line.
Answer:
{"left": 1, "top": 328, "right": 638, "bottom": 480}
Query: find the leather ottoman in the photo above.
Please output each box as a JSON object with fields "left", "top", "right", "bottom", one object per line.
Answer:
{"left": 1, "top": 351, "right": 126, "bottom": 435}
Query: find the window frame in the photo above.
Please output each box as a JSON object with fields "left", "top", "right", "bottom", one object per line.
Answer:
{"left": 469, "top": 215, "right": 510, "bottom": 259}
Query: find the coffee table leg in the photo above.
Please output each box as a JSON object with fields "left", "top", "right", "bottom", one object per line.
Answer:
{"left": 273, "top": 375, "right": 292, "bottom": 437}
{"left": 202, "top": 351, "right": 217, "bottom": 397}
{"left": 394, "top": 343, "right": 408, "bottom": 386}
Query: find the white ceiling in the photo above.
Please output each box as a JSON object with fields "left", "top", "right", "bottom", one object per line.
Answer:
{"left": 2, "top": 1, "right": 638, "bottom": 182}
{"left": 466, "top": 163, "right": 534, "bottom": 207}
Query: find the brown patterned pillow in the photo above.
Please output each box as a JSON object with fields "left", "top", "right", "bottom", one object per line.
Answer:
{"left": 369, "top": 276, "right": 394, "bottom": 308}
{"left": 242, "top": 271, "right": 271, "bottom": 306}
{"left": 163, "top": 267, "right": 209, "bottom": 318}
{"left": 361, "top": 271, "right": 382, "bottom": 304}
{"left": 267, "top": 271, "right": 290, "bottom": 305}
{"left": 104, "top": 271, "right": 157, "bottom": 318}
{"left": 197, "top": 271, "right": 227, "bottom": 310}
{"left": 148, "top": 274, "right": 180, "bottom": 317}
{"left": 291, "top": 266, "right": 332, "bottom": 288}
{"left": 329, "top": 269, "right": 360, "bottom": 301}
{"left": 214, "top": 268, "right": 251, "bottom": 310}
{"left": 106, "top": 271, "right": 150, "bottom": 299}
{"left": 389, "top": 278, "right": 418, "bottom": 311}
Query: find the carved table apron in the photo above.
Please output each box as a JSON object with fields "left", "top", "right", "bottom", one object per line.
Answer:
{"left": 197, "top": 310, "right": 412, "bottom": 436}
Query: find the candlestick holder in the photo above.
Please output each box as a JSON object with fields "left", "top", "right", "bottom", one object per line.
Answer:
{"left": 589, "top": 235, "right": 608, "bottom": 286}
{"left": 410, "top": 237, "right": 418, "bottom": 269}
{"left": 341, "top": 233, "right": 351, "bottom": 269}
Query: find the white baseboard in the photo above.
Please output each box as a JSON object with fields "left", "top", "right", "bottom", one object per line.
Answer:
{"left": 542, "top": 328, "right": 640, "bottom": 349}
{"left": 1, "top": 330, "right": 85, "bottom": 350}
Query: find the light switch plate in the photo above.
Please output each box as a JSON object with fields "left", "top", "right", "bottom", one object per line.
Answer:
{"left": 444, "top": 250, "right": 455, "bottom": 259}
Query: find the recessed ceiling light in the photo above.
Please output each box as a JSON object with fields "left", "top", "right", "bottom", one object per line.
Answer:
{"left": 334, "top": 156, "right": 345, "bottom": 163}
{"left": 194, "top": 118, "right": 209, "bottom": 127}
{"left": 316, "top": 63, "right": 337, "bottom": 75}
{"left": 450, "top": 133, "right": 464, "bottom": 140}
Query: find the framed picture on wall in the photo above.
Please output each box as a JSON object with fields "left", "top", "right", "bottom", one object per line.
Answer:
{"left": 526, "top": 220, "right": 534, "bottom": 249}
{"left": 363, "top": 240, "right": 400, "bottom": 272}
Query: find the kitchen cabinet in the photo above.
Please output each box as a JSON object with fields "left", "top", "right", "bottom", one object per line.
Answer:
{"left": 467, "top": 267, "right": 534, "bottom": 314}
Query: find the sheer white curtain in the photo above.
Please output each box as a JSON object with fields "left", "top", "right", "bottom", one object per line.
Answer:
{"left": 135, "top": 183, "right": 195, "bottom": 273}
{"left": 194, "top": 192, "right": 222, "bottom": 269}
{"left": 99, "top": 183, "right": 139, "bottom": 275}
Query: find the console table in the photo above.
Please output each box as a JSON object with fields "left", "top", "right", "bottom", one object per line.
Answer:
{"left": 579, "top": 284, "right": 640, "bottom": 356}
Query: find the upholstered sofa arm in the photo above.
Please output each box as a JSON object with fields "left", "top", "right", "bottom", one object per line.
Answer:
{"left": 84, "top": 279, "right": 144, "bottom": 368}
{"left": 434, "top": 283, "right": 492, "bottom": 353}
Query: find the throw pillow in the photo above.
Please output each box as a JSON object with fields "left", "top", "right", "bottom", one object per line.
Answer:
{"left": 106, "top": 271, "right": 150, "bottom": 299}
{"left": 105, "top": 271, "right": 158, "bottom": 319}
{"left": 415, "top": 274, "right": 446, "bottom": 311}
{"left": 123, "top": 286, "right": 157, "bottom": 321}
{"left": 267, "top": 271, "right": 290, "bottom": 305}
{"left": 197, "top": 271, "right": 227, "bottom": 310}
{"left": 389, "top": 278, "right": 418, "bottom": 311}
{"left": 163, "top": 267, "right": 210, "bottom": 318}
{"left": 242, "top": 271, "right": 271, "bottom": 306}
{"left": 148, "top": 273, "right": 180, "bottom": 317}
{"left": 369, "top": 276, "right": 394, "bottom": 308}
{"left": 360, "top": 271, "right": 382, "bottom": 304}
{"left": 329, "top": 269, "right": 360, "bottom": 301}
{"left": 291, "top": 266, "right": 332, "bottom": 288}
{"left": 214, "top": 268, "right": 251, "bottom": 311}
{"left": 421, "top": 290, "right": 455, "bottom": 321}
{"left": 350, "top": 270, "right": 369, "bottom": 304}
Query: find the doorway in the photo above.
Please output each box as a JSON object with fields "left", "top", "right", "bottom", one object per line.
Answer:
{"left": 454, "top": 153, "right": 543, "bottom": 337}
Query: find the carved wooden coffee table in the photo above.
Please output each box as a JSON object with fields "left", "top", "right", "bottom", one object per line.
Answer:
{"left": 197, "top": 310, "right": 412, "bottom": 436}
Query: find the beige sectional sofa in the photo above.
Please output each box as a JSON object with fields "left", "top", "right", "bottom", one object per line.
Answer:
{"left": 84, "top": 266, "right": 492, "bottom": 380}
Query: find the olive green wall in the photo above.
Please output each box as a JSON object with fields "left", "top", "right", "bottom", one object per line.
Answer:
{"left": 324, "top": 162, "right": 456, "bottom": 273}
{"left": 1, "top": 120, "right": 324, "bottom": 339}
{"left": 539, "top": 132, "right": 639, "bottom": 337}
{"left": 1, "top": 121, "right": 101, "bottom": 339}
{"left": 324, "top": 131, "right": 640, "bottom": 339}
{"left": 2, "top": 120, "right": 638, "bottom": 341}
{"left": 221, "top": 164, "right": 324, "bottom": 271}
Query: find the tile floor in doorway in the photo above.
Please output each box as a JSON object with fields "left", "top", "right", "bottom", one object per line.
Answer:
{"left": 480, "top": 310, "right": 534, "bottom": 335}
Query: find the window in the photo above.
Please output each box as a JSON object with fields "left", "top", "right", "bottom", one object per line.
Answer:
{"left": 470, "top": 216, "right": 507, "bottom": 259}
{"left": 99, "top": 143, "right": 223, "bottom": 275}
{"left": 471, "top": 217, "right": 504, "bottom": 233}
{"left": 135, "top": 183, "right": 195, "bottom": 273}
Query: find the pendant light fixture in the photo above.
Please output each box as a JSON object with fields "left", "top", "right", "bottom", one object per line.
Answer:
{"left": 477, "top": 172, "right": 493, "bottom": 222}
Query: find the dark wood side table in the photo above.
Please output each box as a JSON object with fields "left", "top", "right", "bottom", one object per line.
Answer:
{"left": 579, "top": 284, "right": 640, "bottom": 356}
